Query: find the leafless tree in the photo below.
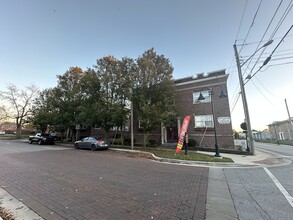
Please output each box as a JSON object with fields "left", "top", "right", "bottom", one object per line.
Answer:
{"left": 0, "top": 106, "right": 7, "bottom": 123}
{"left": 0, "top": 84, "right": 39, "bottom": 136}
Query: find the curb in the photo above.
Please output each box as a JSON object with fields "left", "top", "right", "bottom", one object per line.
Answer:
{"left": 0, "top": 188, "right": 44, "bottom": 220}
{"left": 109, "top": 148, "right": 291, "bottom": 168}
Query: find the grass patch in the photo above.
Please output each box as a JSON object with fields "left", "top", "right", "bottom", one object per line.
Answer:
{"left": 0, "top": 134, "right": 29, "bottom": 140}
{"left": 256, "top": 140, "right": 293, "bottom": 146}
{"left": 111, "top": 146, "right": 234, "bottom": 163}
{"left": 143, "top": 148, "right": 233, "bottom": 162}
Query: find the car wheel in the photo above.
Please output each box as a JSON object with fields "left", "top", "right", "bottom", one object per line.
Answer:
{"left": 38, "top": 140, "right": 42, "bottom": 145}
{"left": 90, "top": 144, "right": 96, "bottom": 151}
{"left": 74, "top": 143, "right": 79, "bottom": 149}
{"left": 29, "top": 139, "right": 33, "bottom": 144}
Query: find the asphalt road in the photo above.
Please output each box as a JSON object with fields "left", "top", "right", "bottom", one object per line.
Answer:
{"left": 222, "top": 142, "right": 293, "bottom": 220}
{"left": 0, "top": 139, "right": 208, "bottom": 220}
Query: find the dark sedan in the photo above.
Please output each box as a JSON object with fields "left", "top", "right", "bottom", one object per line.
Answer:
{"left": 74, "top": 136, "right": 109, "bottom": 150}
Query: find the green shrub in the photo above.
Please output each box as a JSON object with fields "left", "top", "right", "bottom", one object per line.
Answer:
{"left": 188, "top": 139, "right": 197, "bottom": 147}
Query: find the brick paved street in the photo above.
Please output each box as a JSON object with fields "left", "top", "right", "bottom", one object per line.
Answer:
{"left": 0, "top": 146, "right": 208, "bottom": 220}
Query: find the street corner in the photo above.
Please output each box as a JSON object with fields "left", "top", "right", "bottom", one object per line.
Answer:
{"left": 0, "top": 187, "right": 44, "bottom": 220}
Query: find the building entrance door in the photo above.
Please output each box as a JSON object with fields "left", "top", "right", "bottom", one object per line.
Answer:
{"left": 166, "top": 126, "right": 178, "bottom": 143}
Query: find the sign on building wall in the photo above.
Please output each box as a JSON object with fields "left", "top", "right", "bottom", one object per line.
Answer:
{"left": 217, "top": 117, "right": 231, "bottom": 124}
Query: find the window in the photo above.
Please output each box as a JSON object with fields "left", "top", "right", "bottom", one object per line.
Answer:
{"left": 193, "top": 90, "right": 211, "bottom": 104}
{"left": 138, "top": 120, "right": 143, "bottom": 129}
{"left": 194, "top": 115, "right": 214, "bottom": 128}
{"left": 94, "top": 125, "right": 102, "bottom": 130}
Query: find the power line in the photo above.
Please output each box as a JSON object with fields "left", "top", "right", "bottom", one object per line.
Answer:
{"left": 230, "top": 92, "right": 241, "bottom": 114}
{"left": 260, "top": 61, "right": 293, "bottom": 71}
{"left": 270, "top": 0, "right": 293, "bottom": 38}
{"left": 254, "top": 76, "right": 279, "bottom": 99}
{"left": 239, "top": 0, "right": 263, "bottom": 54}
{"left": 235, "top": 0, "right": 249, "bottom": 44}
{"left": 245, "top": 24, "right": 293, "bottom": 85}
{"left": 245, "top": 0, "right": 285, "bottom": 77}
{"left": 251, "top": 80, "right": 274, "bottom": 105}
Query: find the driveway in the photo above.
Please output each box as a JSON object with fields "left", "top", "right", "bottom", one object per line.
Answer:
{"left": 0, "top": 140, "right": 208, "bottom": 220}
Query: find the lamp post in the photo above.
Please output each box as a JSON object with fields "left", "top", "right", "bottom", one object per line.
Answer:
{"left": 198, "top": 86, "right": 227, "bottom": 157}
{"left": 233, "top": 40, "right": 273, "bottom": 155}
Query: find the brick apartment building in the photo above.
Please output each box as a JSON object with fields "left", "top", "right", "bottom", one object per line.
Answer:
{"left": 81, "top": 69, "right": 235, "bottom": 149}
{"left": 173, "top": 69, "right": 234, "bottom": 149}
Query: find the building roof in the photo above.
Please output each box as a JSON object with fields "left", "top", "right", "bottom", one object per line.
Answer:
{"left": 174, "top": 69, "right": 227, "bottom": 85}
{"left": 268, "top": 117, "right": 293, "bottom": 126}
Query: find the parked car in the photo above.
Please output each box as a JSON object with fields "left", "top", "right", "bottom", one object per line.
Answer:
{"left": 28, "top": 133, "right": 55, "bottom": 145}
{"left": 74, "top": 136, "right": 109, "bottom": 150}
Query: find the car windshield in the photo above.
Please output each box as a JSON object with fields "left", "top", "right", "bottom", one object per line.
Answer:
{"left": 41, "top": 134, "right": 50, "bottom": 137}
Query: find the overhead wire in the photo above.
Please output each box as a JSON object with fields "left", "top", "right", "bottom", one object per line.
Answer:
{"left": 229, "top": 0, "right": 249, "bottom": 96}
{"left": 243, "top": 0, "right": 285, "bottom": 77}
{"left": 269, "top": 0, "right": 293, "bottom": 38}
{"left": 245, "top": 24, "right": 293, "bottom": 85}
{"left": 260, "top": 61, "right": 293, "bottom": 71}
{"left": 235, "top": 0, "right": 249, "bottom": 44}
{"left": 239, "top": 0, "right": 263, "bottom": 54}
{"left": 247, "top": 0, "right": 293, "bottom": 77}
{"left": 250, "top": 80, "right": 274, "bottom": 105}
{"left": 230, "top": 92, "right": 241, "bottom": 114}
{"left": 231, "top": 0, "right": 293, "bottom": 122}
{"left": 230, "top": 0, "right": 263, "bottom": 113}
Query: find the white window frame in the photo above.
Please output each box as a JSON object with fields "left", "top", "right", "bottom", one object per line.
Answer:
{"left": 194, "top": 115, "right": 214, "bottom": 128}
{"left": 193, "top": 90, "right": 211, "bottom": 104}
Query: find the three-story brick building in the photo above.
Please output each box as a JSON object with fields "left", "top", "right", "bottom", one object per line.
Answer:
{"left": 173, "top": 69, "right": 234, "bottom": 149}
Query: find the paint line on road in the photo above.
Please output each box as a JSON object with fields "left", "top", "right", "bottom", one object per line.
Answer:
{"left": 264, "top": 167, "right": 293, "bottom": 207}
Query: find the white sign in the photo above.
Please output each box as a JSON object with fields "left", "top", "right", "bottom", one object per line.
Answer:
{"left": 218, "top": 117, "right": 231, "bottom": 124}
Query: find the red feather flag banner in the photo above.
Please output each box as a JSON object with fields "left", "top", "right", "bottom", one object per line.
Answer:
{"left": 175, "top": 116, "right": 190, "bottom": 154}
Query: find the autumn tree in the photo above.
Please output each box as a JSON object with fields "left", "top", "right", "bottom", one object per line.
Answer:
{"left": 0, "top": 84, "right": 39, "bottom": 136}
{"left": 76, "top": 68, "right": 103, "bottom": 128}
{"left": 94, "top": 56, "right": 135, "bottom": 138}
{"left": 133, "top": 48, "right": 177, "bottom": 148}
{"left": 53, "top": 67, "right": 84, "bottom": 141}
{"left": 30, "top": 88, "right": 60, "bottom": 133}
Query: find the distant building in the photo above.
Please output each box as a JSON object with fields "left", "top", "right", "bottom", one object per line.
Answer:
{"left": 268, "top": 118, "right": 293, "bottom": 141}
{"left": 252, "top": 130, "right": 271, "bottom": 140}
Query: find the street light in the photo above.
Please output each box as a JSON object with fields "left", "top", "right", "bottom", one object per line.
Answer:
{"left": 197, "top": 86, "right": 227, "bottom": 157}
{"left": 233, "top": 40, "right": 273, "bottom": 155}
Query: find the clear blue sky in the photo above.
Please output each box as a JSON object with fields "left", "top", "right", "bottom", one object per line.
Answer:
{"left": 1, "top": 0, "right": 292, "bottom": 131}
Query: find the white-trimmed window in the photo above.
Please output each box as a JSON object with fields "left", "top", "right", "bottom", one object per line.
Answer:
{"left": 138, "top": 120, "right": 142, "bottom": 129}
{"left": 193, "top": 91, "right": 211, "bottom": 104}
{"left": 94, "top": 125, "right": 102, "bottom": 130}
{"left": 194, "top": 115, "right": 214, "bottom": 128}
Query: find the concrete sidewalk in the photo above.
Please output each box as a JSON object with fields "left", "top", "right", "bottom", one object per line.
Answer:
{"left": 197, "top": 149, "right": 291, "bottom": 167}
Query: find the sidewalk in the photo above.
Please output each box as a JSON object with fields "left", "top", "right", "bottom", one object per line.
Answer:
{"left": 197, "top": 149, "right": 291, "bottom": 167}
{"left": 110, "top": 147, "right": 291, "bottom": 168}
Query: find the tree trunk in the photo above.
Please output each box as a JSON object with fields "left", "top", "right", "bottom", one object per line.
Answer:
{"left": 16, "top": 124, "right": 22, "bottom": 138}
{"left": 143, "top": 131, "right": 149, "bottom": 149}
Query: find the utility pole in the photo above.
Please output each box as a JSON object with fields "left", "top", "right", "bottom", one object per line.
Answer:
{"left": 131, "top": 100, "right": 134, "bottom": 150}
{"left": 233, "top": 44, "right": 255, "bottom": 155}
{"left": 285, "top": 98, "right": 293, "bottom": 140}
